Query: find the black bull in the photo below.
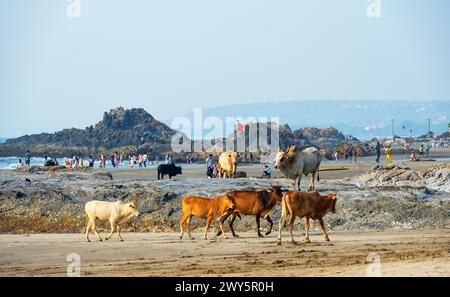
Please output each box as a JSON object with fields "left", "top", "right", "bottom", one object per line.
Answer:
{"left": 157, "top": 164, "right": 182, "bottom": 179}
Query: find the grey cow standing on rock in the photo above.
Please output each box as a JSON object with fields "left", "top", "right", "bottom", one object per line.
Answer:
{"left": 274, "top": 145, "right": 322, "bottom": 191}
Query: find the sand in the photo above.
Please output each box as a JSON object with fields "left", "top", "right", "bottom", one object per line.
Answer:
{"left": 0, "top": 230, "right": 448, "bottom": 276}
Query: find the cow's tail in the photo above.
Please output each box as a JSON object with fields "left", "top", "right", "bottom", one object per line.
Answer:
{"left": 317, "top": 169, "right": 320, "bottom": 182}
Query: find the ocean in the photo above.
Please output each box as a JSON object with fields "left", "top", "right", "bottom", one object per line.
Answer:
{"left": 0, "top": 157, "right": 207, "bottom": 170}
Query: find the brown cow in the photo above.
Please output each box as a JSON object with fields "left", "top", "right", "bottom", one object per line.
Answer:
{"left": 276, "top": 190, "right": 336, "bottom": 244}
{"left": 217, "top": 186, "right": 284, "bottom": 238}
{"left": 179, "top": 195, "right": 236, "bottom": 240}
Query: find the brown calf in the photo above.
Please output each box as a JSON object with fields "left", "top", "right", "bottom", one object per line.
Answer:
{"left": 217, "top": 186, "right": 283, "bottom": 238}
{"left": 179, "top": 195, "right": 235, "bottom": 240}
{"left": 276, "top": 190, "right": 336, "bottom": 244}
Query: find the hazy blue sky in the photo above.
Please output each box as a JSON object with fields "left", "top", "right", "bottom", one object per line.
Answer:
{"left": 1, "top": 0, "right": 449, "bottom": 137}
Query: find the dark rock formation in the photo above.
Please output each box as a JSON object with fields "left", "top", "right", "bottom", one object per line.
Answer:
{"left": 0, "top": 107, "right": 178, "bottom": 157}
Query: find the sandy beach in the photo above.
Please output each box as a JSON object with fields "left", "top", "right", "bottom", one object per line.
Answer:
{"left": 0, "top": 230, "right": 448, "bottom": 276}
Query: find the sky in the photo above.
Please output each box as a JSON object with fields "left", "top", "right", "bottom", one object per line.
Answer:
{"left": 0, "top": 0, "right": 449, "bottom": 137}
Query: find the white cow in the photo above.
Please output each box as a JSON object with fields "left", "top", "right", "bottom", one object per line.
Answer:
{"left": 84, "top": 200, "right": 140, "bottom": 242}
{"left": 274, "top": 145, "right": 322, "bottom": 190}
{"left": 218, "top": 151, "right": 238, "bottom": 178}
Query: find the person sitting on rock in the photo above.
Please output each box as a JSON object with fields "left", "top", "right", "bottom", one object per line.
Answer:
{"left": 261, "top": 165, "right": 272, "bottom": 178}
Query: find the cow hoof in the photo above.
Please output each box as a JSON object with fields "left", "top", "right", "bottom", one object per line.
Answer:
{"left": 119, "top": 239, "right": 124, "bottom": 242}
{"left": 86, "top": 239, "right": 91, "bottom": 243}
{"left": 179, "top": 236, "right": 182, "bottom": 240}
{"left": 98, "top": 239, "right": 103, "bottom": 242}
{"left": 289, "top": 240, "right": 296, "bottom": 245}
{"left": 325, "top": 238, "right": 330, "bottom": 242}
{"left": 258, "top": 233, "right": 264, "bottom": 238}
{"left": 304, "top": 239, "right": 311, "bottom": 243}
{"left": 233, "top": 234, "right": 240, "bottom": 238}
{"left": 265, "top": 231, "right": 272, "bottom": 236}
{"left": 276, "top": 240, "right": 281, "bottom": 245}
{"left": 105, "top": 237, "right": 109, "bottom": 241}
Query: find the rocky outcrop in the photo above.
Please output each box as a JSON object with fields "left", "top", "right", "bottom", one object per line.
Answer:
{"left": 352, "top": 163, "right": 450, "bottom": 193}
{"left": 0, "top": 167, "right": 448, "bottom": 233}
{"left": 0, "top": 107, "right": 178, "bottom": 157}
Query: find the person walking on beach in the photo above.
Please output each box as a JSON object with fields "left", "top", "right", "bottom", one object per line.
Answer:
{"left": 419, "top": 144, "right": 424, "bottom": 157}
{"left": 206, "top": 154, "right": 214, "bottom": 178}
{"left": 384, "top": 146, "right": 392, "bottom": 163}
{"left": 143, "top": 153, "right": 148, "bottom": 167}
{"left": 375, "top": 141, "right": 381, "bottom": 163}
{"left": 425, "top": 144, "right": 431, "bottom": 157}
{"left": 24, "top": 150, "right": 31, "bottom": 166}
{"left": 129, "top": 155, "right": 135, "bottom": 168}
{"left": 112, "top": 153, "right": 118, "bottom": 168}
{"left": 115, "top": 151, "right": 120, "bottom": 167}
{"left": 333, "top": 151, "right": 338, "bottom": 161}
{"left": 138, "top": 154, "right": 143, "bottom": 168}
{"left": 352, "top": 148, "right": 358, "bottom": 163}
{"left": 88, "top": 155, "right": 94, "bottom": 168}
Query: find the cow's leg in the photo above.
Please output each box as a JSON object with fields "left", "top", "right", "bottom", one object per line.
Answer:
{"left": 216, "top": 211, "right": 233, "bottom": 237}
{"left": 116, "top": 225, "right": 124, "bottom": 241}
{"left": 169, "top": 174, "right": 172, "bottom": 179}
{"left": 264, "top": 215, "right": 273, "bottom": 236}
{"left": 105, "top": 219, "right": 116, "bottom": 240}
{"left": 90, "top": 219, "right": 102, "bottom": 242}
{"left": 288, "top": 215, "right": 296, "bottom": 243}
{"left": 204, "top": 216, "right": 213, "bottom": 240}
{"left": 304, "top": 217, "right": 311, "bottom": 243}
{"left": 85, "top": 222, "right": 91, "bottom": 242}
{"left": 179, "top": 214, "right": 188, "bottom": 239}
{"left": 297, "top": 176, "right": 302, "bottom": 191}
{"left": 318, "top": 217, "right": 330, "bottom": 241}
{"left": 255, "top": 214, "right": 263, "bottom": 237}
{"left": 157, "top": 171, "right": 160, "bottom": 180}
{"left": 228, "top": 213, "right": 239, "bottom": 238}
{"left": 217, "top": 217, "right": 228, "bottom": 239}
{"left": 187, "top": 215, "right": 194, "bottom": 240}
{"left": 308, "top": 172, "right": 316, "bottom": 191}
{"left": 276, "top": 214, "right": 285, "bottom": 245}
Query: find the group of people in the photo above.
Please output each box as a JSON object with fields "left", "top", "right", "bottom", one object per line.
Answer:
{"left": 375, "top": 141, "right": 432, "bottom": 163}
{"left": 409, "top": 144, "right": 431, "bottom": 162}
{"left": 205, "top": 154, "right": 220, "bottom": 178}
{"left": 375, "top": 142, "right": 392, "bottom": 163}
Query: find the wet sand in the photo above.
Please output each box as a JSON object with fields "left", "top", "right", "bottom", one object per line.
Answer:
{"left": 0, "top": 230, "right": 448, "bottom": 276}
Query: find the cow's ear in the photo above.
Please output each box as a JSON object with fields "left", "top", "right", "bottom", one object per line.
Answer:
{"left": 288, "top": 145, "right": 297, "bottom": 153}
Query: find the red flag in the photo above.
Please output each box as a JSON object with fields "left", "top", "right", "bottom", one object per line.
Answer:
{"left": 236, "top": 120, "right": 245, "bottom": 132}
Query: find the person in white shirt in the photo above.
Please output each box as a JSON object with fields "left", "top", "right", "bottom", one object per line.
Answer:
{"left": 143, "top": 153, "right": 148, "bottom": 167}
